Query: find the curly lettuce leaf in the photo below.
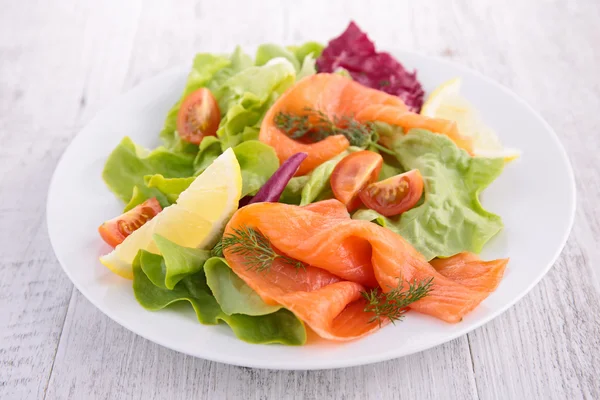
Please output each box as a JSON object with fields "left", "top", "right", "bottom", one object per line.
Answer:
{"left": 160, "top": 48, "right": 252, "bottom": 150}
{"left": 144, "top": 175, "right": 196, "bottom": 204}
{"left": 354, "top": 129, "right": 504, "bottom": 260}
{"left": 352, "top": 209, "right": 387, "bottom": 227}
{"left": 277, "top": 147, "right": 369, "bottom": 206}
{"left": 193, "top": 136, "right": 223, "bottom": 174}
{"left": 296, "top": 144, "right": 401, "bottom": 204}
{"left": 151, "top": 234, "right": 211, "bottom": 289}
{"left": 378, "top": 154, "right": 404, "bottom": 180}
{"left": 122, "top": 139, "right": 278, "bottom": 210}
{"left": 159, "top": 55, "right": 229, "bottom": 150}
{"left": 296, "top": 54, "right": 318, "bottom": 81}
{"left": 123, "top": 185, "right": 153, "bottom": 212}
{"left": 257, "top": 42, "right": 324, "bottom": 66}
{"left": 286, "top": 42, "right": 324, "bottom": 64}
{"left": 206, "top": 47, "right": 254, "bottom": 92}
{"left": 255, "top": 44, "right": 301, "bottom": 70}
{"left": 294, "top": 147, "right": 359, "bottom": 205}
{"left": 215, "top": 58, "right": 297, "bottom": 149}
{"left": 132, "top": 240, "right": 306, "bottom": 345}
{"left": 280, "top": 176, "right": 309, "bottom": 204}
{"left": 223, "top": 310, "right": 305, "bottom": 345}
{"left": 204, "top": 257, "right": 281, "bottom": 316}
{"left": 299, "top": 155, "right": 343, "bottom": 206}
{"left": 370, "top": 123, "right": 406, "bottom": 180}
{"left": 133, "top": 251, "right": 222, "bottom": 324}
{"left": 255, "top": 43, "right": 322, "bottom": 81}
{"left": 279, "top": 136, "right": 401, "bottom": 207}
{"left": 233, "top": 140, "right": 279, "bottom": 196}
{"left": 102, "top": 137, "right": 194, "bottom": 205}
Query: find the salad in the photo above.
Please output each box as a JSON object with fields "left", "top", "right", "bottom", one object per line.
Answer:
{"left": 98, "top": 22, "right": 516, "bottom": 345}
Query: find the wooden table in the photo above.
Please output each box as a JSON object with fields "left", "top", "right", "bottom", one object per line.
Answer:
{"left": 2, "top": 1, "right": 599, "bottom": 398}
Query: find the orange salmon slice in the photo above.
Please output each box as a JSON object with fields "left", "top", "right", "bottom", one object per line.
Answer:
{"left": 259, "top": 74, "right": 473, "bottom": 175}
{"left": 223, "top": 200, "right": 507, "bottom": 341}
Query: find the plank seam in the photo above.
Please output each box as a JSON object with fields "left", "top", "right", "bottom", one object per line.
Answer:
{"left": 467, "top": 335, "right": 481, "bottom": 400}
{"left": 42, "top": 285, "right": 75, "bottom": 400}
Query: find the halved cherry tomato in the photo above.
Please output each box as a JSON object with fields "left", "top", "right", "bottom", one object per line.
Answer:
{"left": 98, "top": 198, "right": 162, "bottom": 248}
{"left": 358, "top": 169, "right": 424, "bottom": 217}
{"left": 330, "top": 151, "right": 383, "bottom": 211}
{"left": 176, "top": 88, "right": 220, "bottom": 144}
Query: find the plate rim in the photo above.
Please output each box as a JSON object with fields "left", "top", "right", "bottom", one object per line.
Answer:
{"left": 46, "top": 50, "right": 577, "bottom": 370}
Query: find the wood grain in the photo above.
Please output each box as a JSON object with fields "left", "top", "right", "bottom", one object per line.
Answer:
{"left": 1, "top": 0, "right": 599, "bottom": 399}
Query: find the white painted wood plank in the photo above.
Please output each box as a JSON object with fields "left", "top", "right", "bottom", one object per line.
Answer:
{"left": 0, "top": 1, "right": 96, "bottom": 398}
{"left": 450, "top": 2, "right": 600, "bottom": 399}
{"left": 448, "top": 0, "right": 600, "bottom": 397}
{"left": 0, "top": 0, "right": 143, "bottom": 398}
{"left": 46, "top": 290, "right": 477, "bottom": 400}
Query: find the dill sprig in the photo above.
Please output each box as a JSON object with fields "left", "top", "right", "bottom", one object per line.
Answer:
{"left": 211, "top": 240, "right": 223, "bottom": 257}
{"left": 220, "top": 226, "right": 305, "bottom": 273}
{"left": 273, "top": 112, "right": 312, "bottom": 139}
{"left": 361, "top": 277, "right": 434, "bottom": 326}
{"left": 274, "top": 107, "right": 377, "bottom": 148}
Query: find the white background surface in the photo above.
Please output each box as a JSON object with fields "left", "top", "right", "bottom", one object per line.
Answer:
{"left": 1, "top": 0, "right": 599, "bottom": 399}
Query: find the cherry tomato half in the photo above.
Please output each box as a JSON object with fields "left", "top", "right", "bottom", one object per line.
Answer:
{"left": 330, "top": 151, "right": 383, "bottom": 211}
{"left": 176, "top": 88, "right": 220, "bottom": 144}
{"left": 358, "top": 169, "right": 424, "bottom": 217}
{"left": 98, "top": 198, "right": 162, "bottom": 248}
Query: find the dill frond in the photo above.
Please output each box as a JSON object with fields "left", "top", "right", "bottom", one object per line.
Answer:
{"left": 221, "top": 226, "right": 305, "bottom": 273}
{"left": 361, "top": 277, "right": 434, "bottom": 326}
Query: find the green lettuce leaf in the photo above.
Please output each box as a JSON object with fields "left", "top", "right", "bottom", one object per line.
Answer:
{"left": 277, "top": 147, "right": 365, "bottom": 206}
{"left": 299, "top": 147, "right": 361, "bottom": 206}
{"left": 333, "top": 68, "right": 352, "bottom": 78}
{"left": 206, "top": 47, "right": 254, "bottom": 92}
{"left": 159, "top": 48, "right": 252, "bottom": 150}
{"left": 102, "top": 137, "right": 195, "bottom": 205}
{"left": 256, "top": 42, "right": 324, "bottom": 68}
{"left": 232, "top": 140, "right": 279, "bottom": 196}
{"left": 286, "top": 42, "right": 324, "bottom": 64}
{"left": 193, "top": 136, "right": 223, "bottom": 174}
{"left": 354, "top": 129, "right": 504, "bottom": 260}
{"left": 132, "top": 239, "right": 306, "bottom": 345}
{"left": 159, "top": 54, "right": 229, "bottom": 150}
{"left": 370, "top": 122, "right": 405, "bottom": 180}
{"left": 222, "top": 310, "right": 305, "bottom": 345}
{"left": 280, "top": 176, "right": 309, "bottom": 204}
{"left": 215, "top": 58, "right": 297, "bottom": 149}
{"left": 151, "top": 234, "right": 211, "bottom": 289}
{"left": 204, "top": 257, "right": 281, "bottom": 316}
{"left": 285, "top": 141, "right": 402, "bottom": 206}
{"left": 296, "top": 53, "right": 318, "bottom": 81}
{"left": 123, "top": 185, "right": 153, "bottom": 212}
{"left": 144, "top": 175, "right": 196, "bottom": 204}
{"left": 133, "top": 250, "right": 222, "bottom": 324}
{"left": 255, "top": 43, "right": 321, "bottom": 80}
{"left": 299, "top": 157, "right": 340, "bottom": 206}
{"left": 378, "top": 154, "right": 405, "bottom": 180}
{"left": 255, "top": 44, "right": 301, "bottom": 70}
{"left": 126, "top": 140, "right": 279, "bottom": 209}
{"left": 352, "top": 209, "right": 387, "bottom": 227}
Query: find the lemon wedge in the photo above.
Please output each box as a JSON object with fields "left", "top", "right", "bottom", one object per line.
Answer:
{"left": 100, "top": 148, "right": 242, "bottom": 279}
{"left": 421, "top": 78, "right": 520, "bottom": 161}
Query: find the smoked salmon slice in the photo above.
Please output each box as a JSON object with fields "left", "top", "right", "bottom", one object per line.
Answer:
{"left": 223, "top": 200, "right": 507, "bottom": 341}
{"left": 259, "top": 74, "right": 472, "bottom": 175}
{"left": 355, "top": 105, "right": 472, "bottom": 151}
{"left": 431, "top": 253, "right": 508, "bottom": 293}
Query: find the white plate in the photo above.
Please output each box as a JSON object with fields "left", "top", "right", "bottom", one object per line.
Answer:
{"left": 47, "top": 51, "right": 576, "bottom": 370}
